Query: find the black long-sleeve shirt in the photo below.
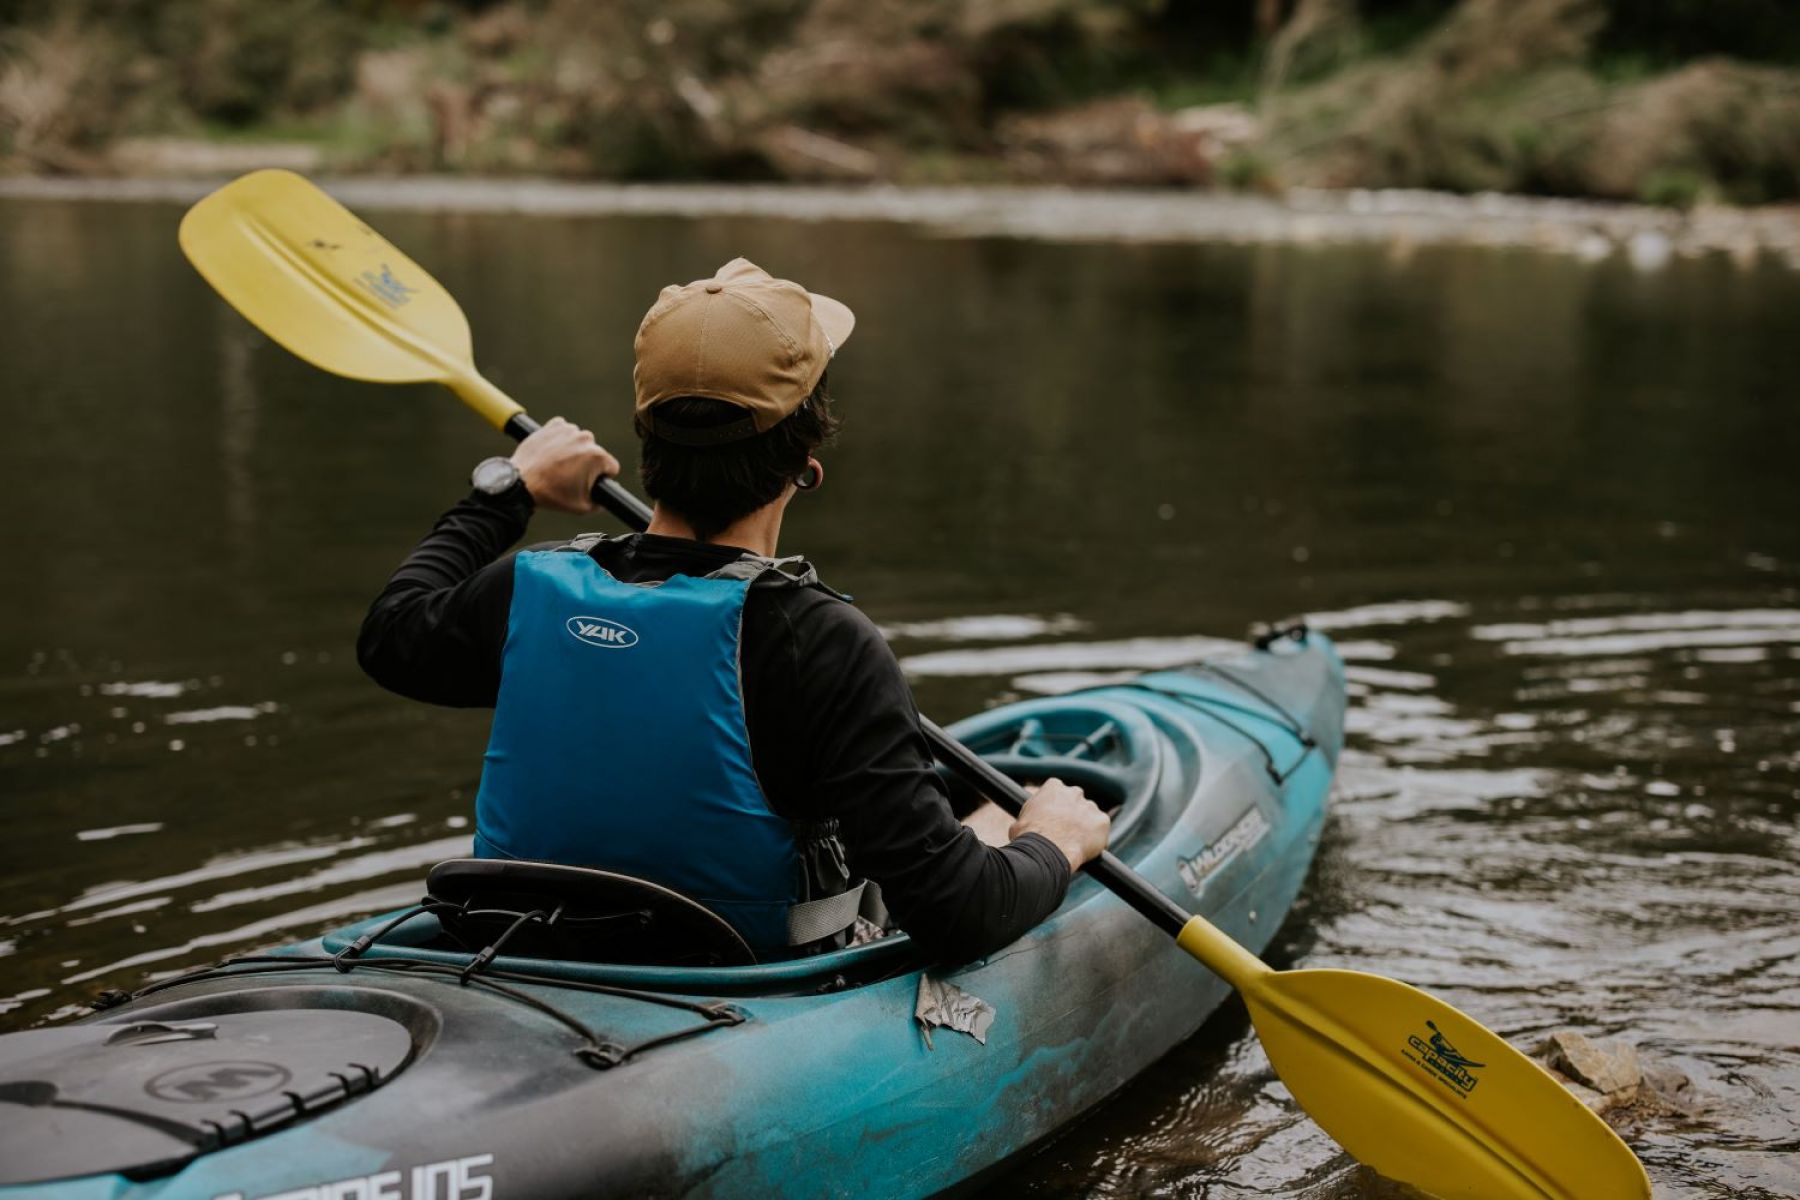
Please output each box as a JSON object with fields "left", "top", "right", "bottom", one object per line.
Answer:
{"left": 356, "top": 486, "right": 1071, "bottom": 963}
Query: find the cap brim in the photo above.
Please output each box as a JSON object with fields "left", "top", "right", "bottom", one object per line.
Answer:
{"left": 809, "top": 292, "right": 855, "bottom": 356}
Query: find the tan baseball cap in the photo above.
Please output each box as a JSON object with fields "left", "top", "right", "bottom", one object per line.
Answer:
{"left": 633, "top": 257, "right": 855, "bottom": 445}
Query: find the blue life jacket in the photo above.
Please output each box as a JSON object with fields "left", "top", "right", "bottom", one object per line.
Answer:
{"left": 473, "top": 539, "right": 863, "bottom": 955}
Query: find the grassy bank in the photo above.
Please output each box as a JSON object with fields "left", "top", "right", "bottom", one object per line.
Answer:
{"left": 2, "top": 0, "right": 1798, "bottom": 206}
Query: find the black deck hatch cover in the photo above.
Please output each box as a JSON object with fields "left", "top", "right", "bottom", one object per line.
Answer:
{"left": 0, "top": 1009, "right": 413, "bottom": 1185}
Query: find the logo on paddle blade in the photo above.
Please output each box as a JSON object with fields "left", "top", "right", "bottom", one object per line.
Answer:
{"left": 566, "top": 616, "right": 639, "bottom": 649}
{"left": 356, "top": 262, "right": 417, "bottom": 309}
{"left": 1403, "top": 1019, "right": 1486, "bottom": 1098}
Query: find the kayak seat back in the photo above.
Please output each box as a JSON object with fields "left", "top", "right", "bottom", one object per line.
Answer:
{"left": 969, "top": 755, "right": 1134, "bottom": 814}
{"left": 426, "top": 858, "right": 757, "bottom": 967}
{"left": 945, "top": 699, "right": 1165, "bottom": 834}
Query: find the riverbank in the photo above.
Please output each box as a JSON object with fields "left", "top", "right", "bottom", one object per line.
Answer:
{"left": 6, "top": 174, "right": 1798, "bottom": 269}
{"left": 4, "top": 2, "right": 1799, "bottom": 208}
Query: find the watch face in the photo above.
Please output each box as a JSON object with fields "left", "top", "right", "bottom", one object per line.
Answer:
{"left": 473, "top": 457, "right": 519, "bottom": 494}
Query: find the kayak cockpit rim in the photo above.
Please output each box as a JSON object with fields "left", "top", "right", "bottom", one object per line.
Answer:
{"left": 303, "top": 646, "right": 1335, "bottom": 999}
{"left": 315, "top": 909, "right": 927, "bottom": 995}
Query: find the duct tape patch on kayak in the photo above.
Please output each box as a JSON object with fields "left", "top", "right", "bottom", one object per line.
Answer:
{"left": 915, "top": 975, "right": 995, "bottom": 1049}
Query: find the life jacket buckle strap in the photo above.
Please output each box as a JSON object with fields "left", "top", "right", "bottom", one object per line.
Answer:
{"left": 785, "top": 880, "right": 870, "bottom": 946}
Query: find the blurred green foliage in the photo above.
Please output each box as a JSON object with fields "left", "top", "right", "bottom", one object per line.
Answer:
{"left": 1, "top": 0, "right": 1796, "bottom": 202}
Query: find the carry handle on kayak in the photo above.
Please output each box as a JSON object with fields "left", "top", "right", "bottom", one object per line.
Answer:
{"left": 177, "top": 170, "right": 1655, "bottom": 1200}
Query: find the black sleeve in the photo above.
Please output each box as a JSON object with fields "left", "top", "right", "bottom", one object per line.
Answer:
{"left": 773, "top": 597, "right": 1073, "bottom": 964}
{"left": 355, "top": 488, "right": 534, "bottom": 707}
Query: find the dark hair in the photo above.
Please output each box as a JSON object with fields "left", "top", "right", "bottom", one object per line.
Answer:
{"left": 636, "top": 376, "right": 839, "bottom": 542}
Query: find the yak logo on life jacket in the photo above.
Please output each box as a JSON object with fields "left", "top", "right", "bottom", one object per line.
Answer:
{"left": 566, "top": 615, "right": 639, "bottom": 648}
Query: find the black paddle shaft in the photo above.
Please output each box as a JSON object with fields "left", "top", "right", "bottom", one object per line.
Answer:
{"left": 503, "top": 409, "right": 1192, "bottom": 940}
{"left": 919, "top": 716, "right": 1192, "bottom": 937}
{"left": 504, "top": 414, "right": 653, "bottom": 529}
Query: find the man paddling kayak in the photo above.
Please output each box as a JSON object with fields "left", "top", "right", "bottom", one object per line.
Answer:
{"left": 357, "top": 258, "right": 1110, "bottom": 961}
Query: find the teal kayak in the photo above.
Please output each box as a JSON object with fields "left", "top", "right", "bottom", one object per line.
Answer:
{"left": 0, "top": 632, "right": 1345, "bottom": 1199}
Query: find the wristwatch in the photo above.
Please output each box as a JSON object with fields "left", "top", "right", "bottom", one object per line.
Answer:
{"left": 471, "top": 456, "right": 523, "bottom": 496}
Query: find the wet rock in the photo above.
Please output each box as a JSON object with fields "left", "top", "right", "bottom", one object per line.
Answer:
{"left": 1542, "top": 1030, "right": 1642, "bottom": 1101}
{"left": 1536, "top": 1031, "right": 1704, "bottom": 1124}
{"left": 1556, "top": 1078, "right": 1612, "bottom": 1113}
{"left": 1639, "top": 1062, "right": 1704, "bottom": 1118}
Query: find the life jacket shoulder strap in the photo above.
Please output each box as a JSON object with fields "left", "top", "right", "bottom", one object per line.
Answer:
{"left": 561, "top": 532, "right": 610, "bottom": 554}
{"left": 557, "top": 533, "right": 851, "bottom": 601}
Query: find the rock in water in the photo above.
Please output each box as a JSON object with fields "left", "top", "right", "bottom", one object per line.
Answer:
{"left": 1537, "top": 1031, "right": 1642, "bottom": 1113}
{"left": 1536, "top": 1032, "right": 1706, "bottom": 1124}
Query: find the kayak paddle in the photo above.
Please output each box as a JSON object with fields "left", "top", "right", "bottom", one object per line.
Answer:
{"left": 177, "top": 168, "right": 650, "bottom": 530}
{"left": 928, "top": 729, "right": 1653, "bottom": 1200}
{"left": 178, "top": 170, "right": 1653, "bottom": 1200}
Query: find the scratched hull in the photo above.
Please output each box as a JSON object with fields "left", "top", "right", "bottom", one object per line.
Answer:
{"left": 0, "top": 635, "right": 1344, "bottom": 1200}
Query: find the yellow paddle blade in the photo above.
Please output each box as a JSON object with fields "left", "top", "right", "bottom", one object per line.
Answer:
{"left": 178, "top": 169, "right": 521, "bottom": 429}
{"left": 1245, "top": 969, "right": 1651, "bottom": 1200}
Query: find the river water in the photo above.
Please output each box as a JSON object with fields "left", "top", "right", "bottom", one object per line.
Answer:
{"left": 1, "top": 190, "right": 1795, "bottom": 1198}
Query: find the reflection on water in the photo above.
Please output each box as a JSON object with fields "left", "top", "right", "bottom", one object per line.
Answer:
{"left": 1, "top": 195, "right": 1796, "bottom": 1198}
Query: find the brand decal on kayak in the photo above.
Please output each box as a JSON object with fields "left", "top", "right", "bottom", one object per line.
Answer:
{"left": 566, "top": 616, "right": 639, "bottom": 649}
{"left": 145, "top": 1059, "right": 291, "bottom": 1104}
{"left": 212, "top": 1152, "right": 494, "bottom": 1200}
{"left": 1177, "top": 807, "right": 1270, "bottom": 896}
{"left": 1403, "top": 1019, "right": 1485, "bottom": 1098}
{"left": 357, "top": 262, "right": 418, "bottom": 309}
